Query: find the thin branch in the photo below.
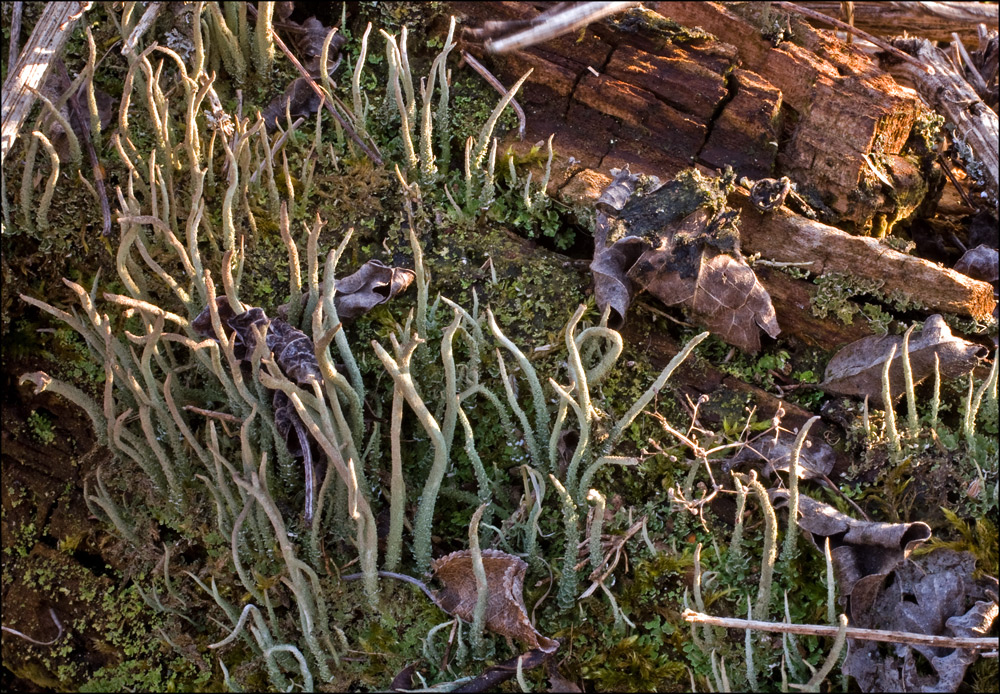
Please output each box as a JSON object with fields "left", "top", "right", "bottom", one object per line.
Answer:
{"left": 2, "top": 608, "right": 64, "bottom": 646}
{"left": 951, "top": 32, "right": 989, "bottom": 96}
{"left": 246, "top": 3, "right": 382, "bottom": 164}
{"left": 58, "top": 59, "right": 112, "bottom": 236}
{"left": 481, "top": 2, "right": 641, "bottom": 54}
{"left": 341, "top": 571, "right": 440, "bottom": 608}
{"left": 683, "top": 609, "right": 999, "bottom": 651}
{"left": 460, "top": 51, "right": 525, "bottom": 140}
{"left": 7, "top": 2, "right": 23, "bottom": 68}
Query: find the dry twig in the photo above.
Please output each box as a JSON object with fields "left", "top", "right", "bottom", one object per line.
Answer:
{"left": 683, "top": 609, "right": 999, "bottom": 652}
{"left": 460, "top": 51, "right": 525, "bottom": 140}
{"left": 246, "top": 3, "right": 382, "bottom": 165}
{"left": 1, "top": 2, "right": 92, "bottom": 165}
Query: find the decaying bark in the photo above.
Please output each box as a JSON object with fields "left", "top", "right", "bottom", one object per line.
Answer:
{"left": 459, "top": 1, "right": 931, "bottom": 232}
{"left": 1, "top": 2, "right": 91, "bottom": 166}
{"left": 731, "top": 187, "right": 998, "bottom": 322}
{"left": 751, "top": 265, "right": 875, "bottom": 350}
{"left": 659, "top": 2, "right": 925, "bottom": 229}
{"left": 567, "top": 165, "right": 994, "bottom": 329}
{"left": 794, "top": 2, "right": 998, "bottom": 44}
{"left": 454, "top": 0, "right": 999, "bottom": 340}
{"left": 892, "top": 36, "right": 999, "bottom": 210}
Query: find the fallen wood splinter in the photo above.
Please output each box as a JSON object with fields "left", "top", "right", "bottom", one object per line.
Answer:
{"left": 682, "top": 609, "right": 1000, "bottom": 653}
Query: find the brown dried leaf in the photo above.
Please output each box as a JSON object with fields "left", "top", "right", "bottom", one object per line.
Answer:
{"left": 389, "top": 662, "right": 418, "bottom": 691}
{"left": 261, "top": 78, "right": 321, "bottom": 131}
{"left": 431, "top": 549, "right": 559, "bottom": 653}
{"left": 954, "top": 244, "right": 999, "bottom": 284}
{"left": 819, "top": 314, "right": 986, "bottom": 406}
{"left": 591, "top": 168, "right": 780, "bottom": 351}
{"left": 261, "top": 14, "right": 345, "bottom": 131}
{"left": 772, "top": 491, "right": 931, "bottom": 622}
{"left": 334, "top": 260, "right": 416, "bottom": 320}
{"left": 627, "top": 208, "right": 780, "bottom": 352}
{"left": 41, "top": 67, "right": 115, "bottom": 161}
{"left": 547, "top": 662, "right": 583, "bottom": 693}
{"left": 840, "top": 549, "right": 999, "bottom": 693}
{"left": 297, "top": 18, "right": 347, "bottom": 78}
{"left": 274, "top": 1, "right": 295, "bottom": 23}
{"left": 591, "top": 215, "right": 648, "bottom": 330}
{"left": 725, "top": 431, "right": 834, "bottom": 481}
{"left": 192, "top": 298, "right": 322, "bottom": 458}
{"left": 591, "top": 167, "right": 655, "bottom": 329}
{"left": 595, "top": 165, "right": 645, "bottom": 215}
{"left": 295, "top": 17, "right": 342, "bottom": 62}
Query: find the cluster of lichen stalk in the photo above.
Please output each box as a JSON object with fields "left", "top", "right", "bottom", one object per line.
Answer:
{"left": 683, "top": 326, "right": 998, "bottom": 691}
{"left": 15, "top": 7, "right": 714, "bottom": 688}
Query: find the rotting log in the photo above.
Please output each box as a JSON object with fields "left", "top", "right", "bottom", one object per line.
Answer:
{"left": 561, "top": 167, "right": 994, "bottom": 327}
{"left": 454, "top": 1, "right": 928, "bottom": 232}
{"left": 752, "top": 266, "right": 875, "bottom": 350}
{"left": 453, "top": 2, "right": 995, "bottom": 325}
{"left": 731, "top": 187, "right": 998, "bottom": 321}
{"left": 1, "top": 2, "right": 91, "bottom": 166}
{"left": 659, "top": 2, "right": 924, "bottom": 229}
{"left": 794, "top": 2, "right": 998, "bottom": 44}
{"left": 698, "top": 67, "right": 784, "bottom": 181}
{"left": 891, "top": 36, "right": 999, "bottom": 211}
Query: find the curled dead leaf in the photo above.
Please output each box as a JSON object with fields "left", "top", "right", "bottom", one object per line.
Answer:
{"left": 840, "top": 549, "right": 999, "bottom": 692}
{"left": 334, "top": 260, "right": 416, "bottom": 320}
{"left": 771, "top": 490, "right": 931, "bottom": 620}
{"left": 725, "top": 430, "right": 835, "bottom": 481}
{"left": 192, "top": 298, "right": 322, "bottom": 459}
{"left": 954, "top": 244, "right": 999, "bottom": 284}
{"left": 591, "top": 166, "right": 658, "bottom": 329}
{"left": 261, "top": 78, "right": 323, "bottom": 130}
{"left": 591, "top": 168, "right": 779, "bottom": 351}
{"left": 40, "top": 66, "right": 115, "bottom": 161}
{"left": 453, "top": 648, "right": 558, "bottom": 693}
{"left": 748, "top": 176, "right": 792, "bottom": 212}
{"left": 274, "top": 1, "right": 295, "bottom": 23}
{"left": 431, "top": 549, "right": 559, "bottom": 653}
{"left": 389, "top": 662, "right": 418, "bottom": 691}
{"left": 595, "top": 165, "right": 643, "bottom": 215}
{"left": 590, "top": 220, "right": 647, "bottom": 330}
{"left": 819, "top": 315, "right": 987, "bottom": 406}
{"left": 295, "top": 17, "right": 346, "bottom": 67}
{"left": 260, "top": 13, "right": 346, "bottom": 130}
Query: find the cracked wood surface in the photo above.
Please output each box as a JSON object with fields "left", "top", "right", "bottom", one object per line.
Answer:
{"left": 1, "top": 2, "right": 91, "bottom": 166}
{"left": 660, "top": 2, "right": 924, "bottom": 228}
{"left": 452, "top": 1, "right": 995, "bottom": 330}
{"left": 456, "top": 1, "right": 928, "bottom": 232}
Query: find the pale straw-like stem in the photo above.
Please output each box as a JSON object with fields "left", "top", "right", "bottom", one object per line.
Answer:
{"left": 782, "top": 416, "right": 820, "bottom": 561}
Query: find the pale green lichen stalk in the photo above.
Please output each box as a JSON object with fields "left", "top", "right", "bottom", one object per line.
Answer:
{"left": 9, "top": 8, "right": 800, "bottom": 690}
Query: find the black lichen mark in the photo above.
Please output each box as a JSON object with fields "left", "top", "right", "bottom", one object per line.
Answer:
{"left": 748, "top": 176, "right": 792, "bottom": 212}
